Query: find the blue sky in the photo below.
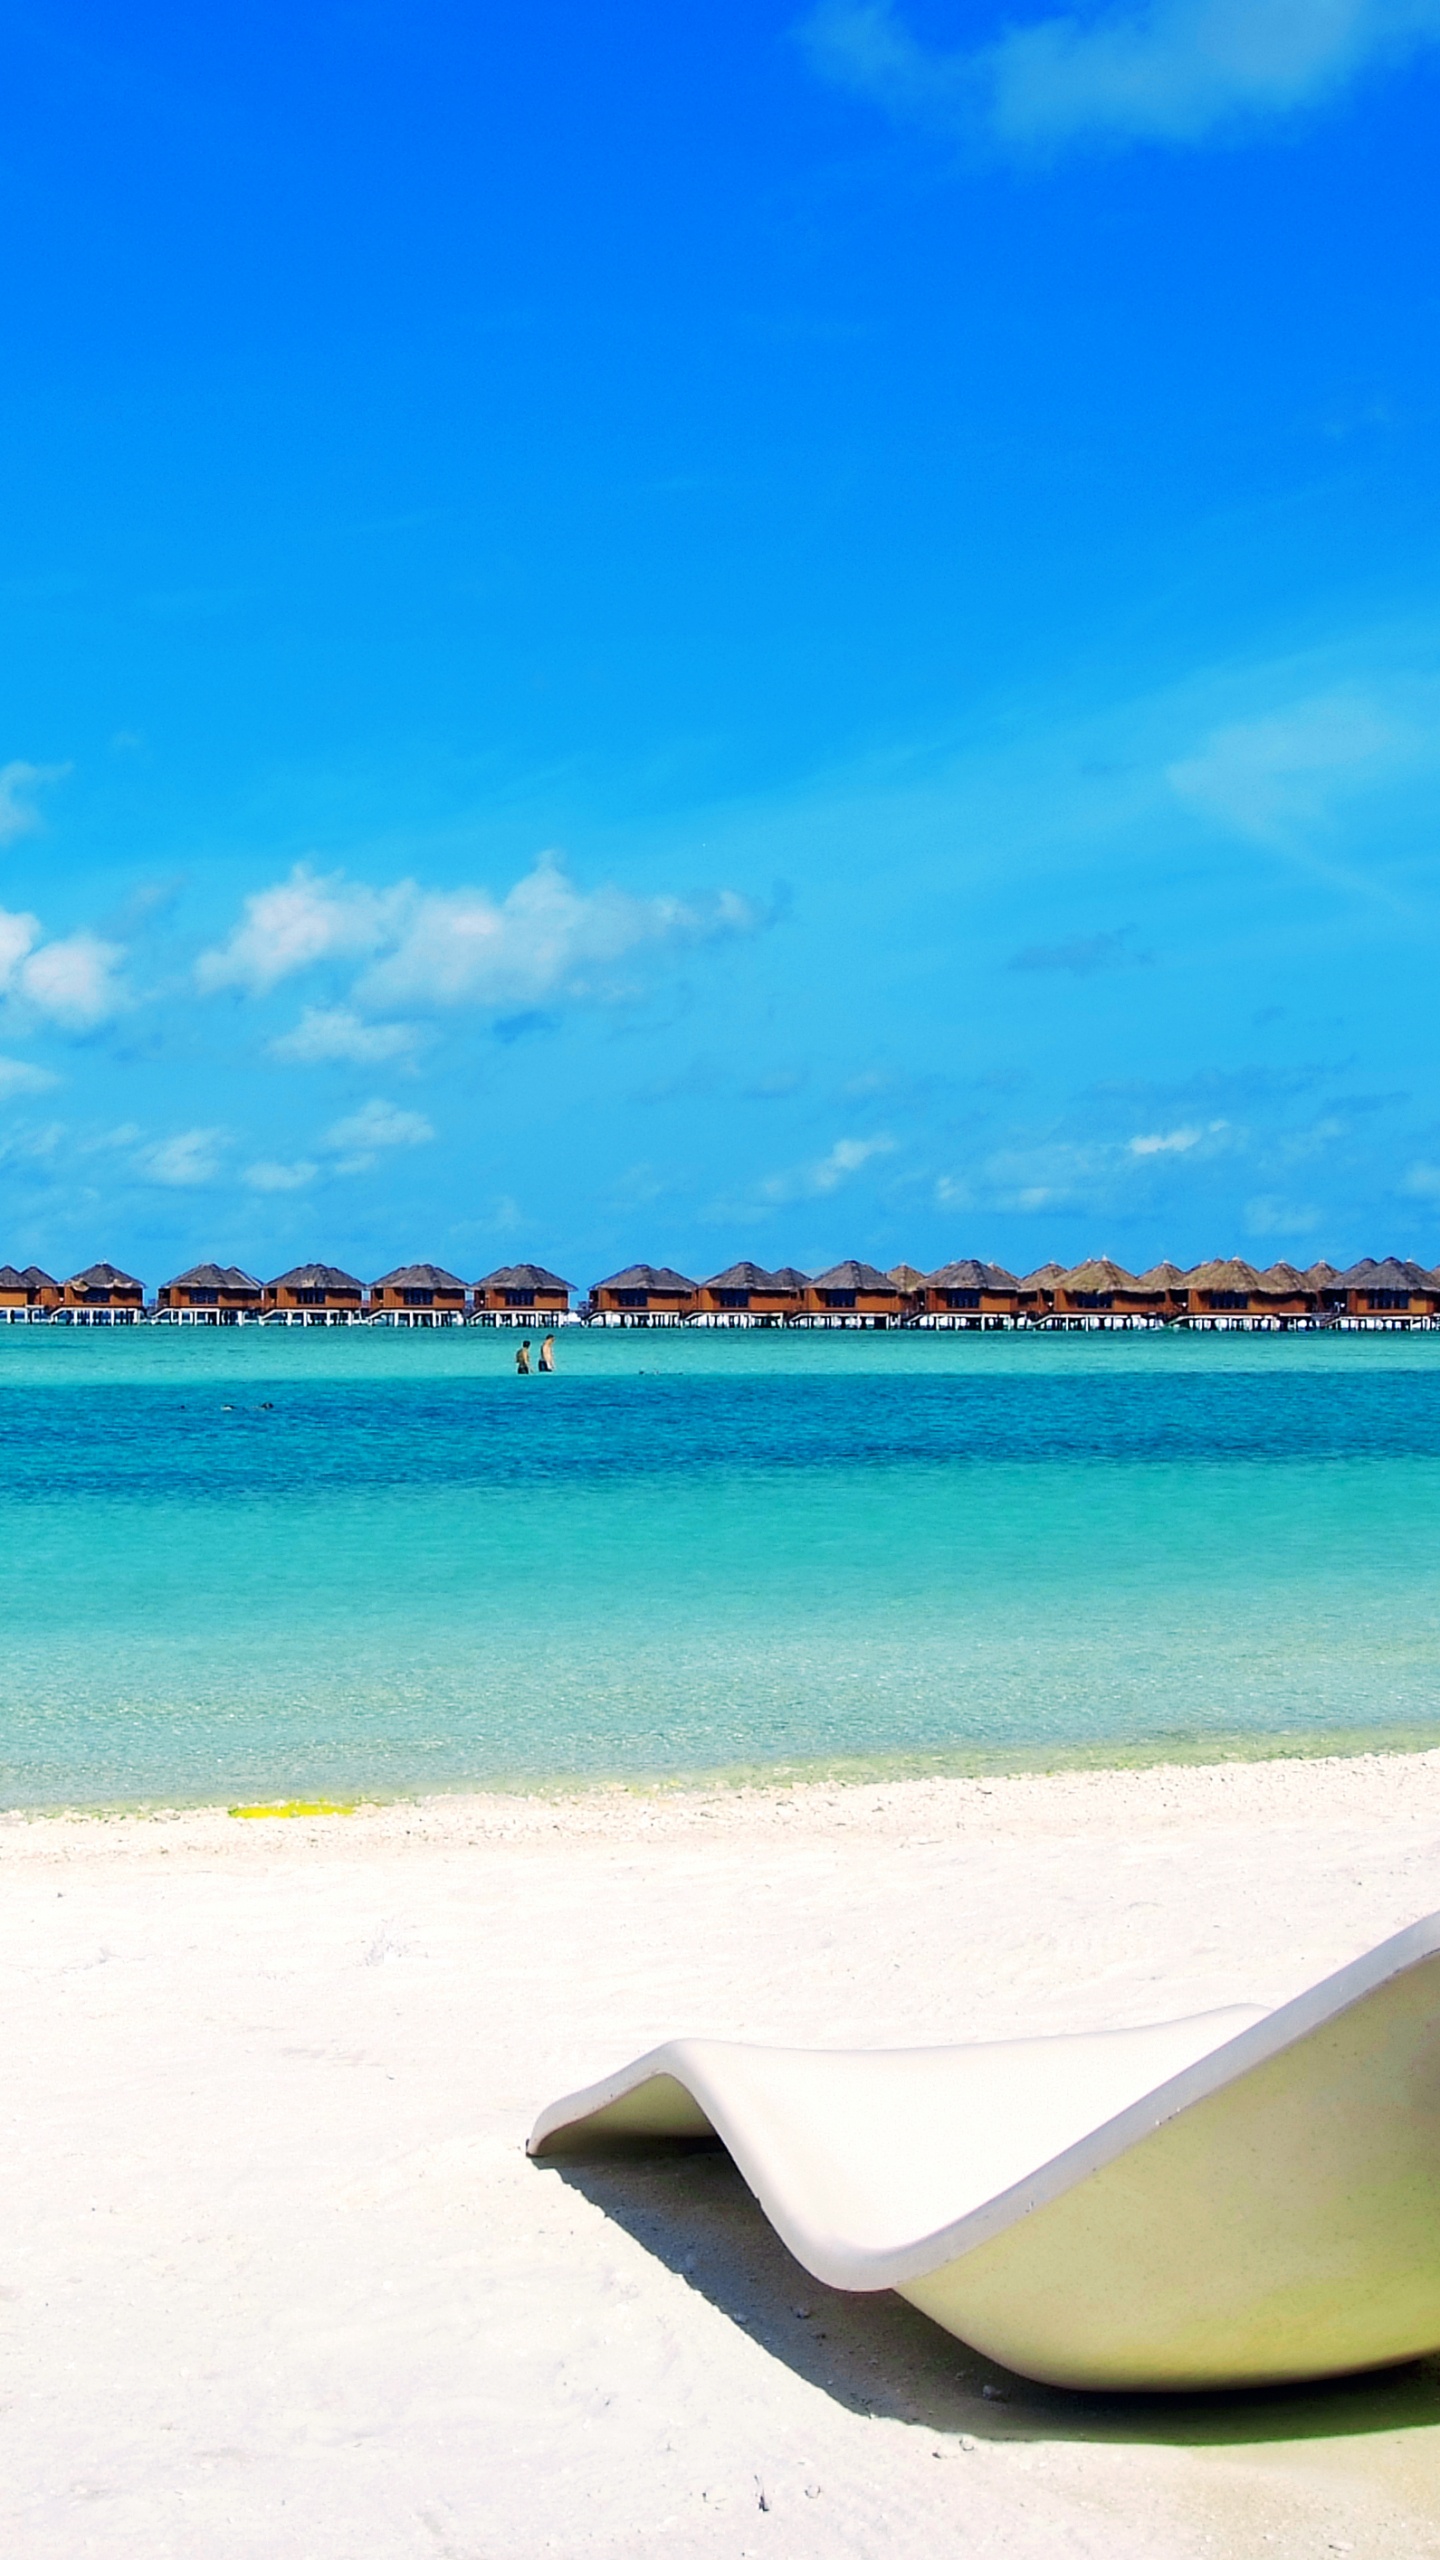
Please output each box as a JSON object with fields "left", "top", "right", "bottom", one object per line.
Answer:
{"left": 3, "top": 0, "right": 1440, "bottom": 1287}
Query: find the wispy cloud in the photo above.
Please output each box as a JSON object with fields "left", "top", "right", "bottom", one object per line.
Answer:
{"left": 1244, "top": 1193, "right": 1323, "bottom": 1236}
{"left": 135, "top": 1127, "right": 227, "bottom": 1188}
{"left": 1165, "top": 690, "right": 1419, "bottom": 842}
{"left": 1128, "top": 1119, "right": 1226, "bottom": 1156}
{"left": 268, "top": 1005, "right": 424, "bottom": 1066}
{"left": 0, "top": 1055, "right": 59, "bottom": 1099}
{"left": 242, "top": 1157, "right": 319, "bottom": 1194}
{"left": 758, "top": 1133, "right": 896, "bottom": 1205}
{"left": 324, "top": 1096, "right": 435, "bottom": 1174}
{"left": 0, "top": 759, "right": 69, "bottom": 846}
{"left": 198, "top": 853, "right": 763, "bottom": 1020}
{"left": 802, "top": 0, "right": 1440, "bottom": 153}
{"left": 1009, "top": 927, "right": 1152, "bottom": 976}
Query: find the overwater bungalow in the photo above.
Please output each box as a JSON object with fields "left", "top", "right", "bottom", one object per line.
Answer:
{"left": 589, "top": 1264, "right": 698, "bottom": 1324}
{"left": 917, "top": 1259, "right": 1023, "bottom": 1326}
{"left": 1304, "top": 1261, "right": 1346, "bottom": 1311}
{"left": 368, "top": 1263, "right": 468, "bottom": 1325}
{"left": 694, "top": 1263, "right": 805, "bottom": 1325}
{"left": 1017, "top": 1263, "right": 1067, "bottom": 1318}
{"left": 471, "top": 1264, "right": 575, "bottom": 1324}
{"left": 263, "top": 1263, "right": 367, "bottom": 1323}
{"left": 886, "top": 1264, "right": 929, "bottom": 1320}
{"left": 1048, "top": 1258, "right": 1165, "bottom": 1328}
{"left": 796, "top": 1261, "right": 901, "bottom": 1327}
{"left": 0, "top": 1264, "right": 61, "bottom": 1320}
{"left": 61, "top": 1262, "right": 145, "bottom": 1322}
{"left": 1174, "top": 1259, "right": 1292, "bottom": 1326}
{"left": 155, "top": 1263, "right": 264, "bottom": 1322}
{"left": 1135, "top": 1261, "right": 1192, "bottom": 1320}
{"left": 1324, "top": 1258, "right": 1440, "bottom": 1326}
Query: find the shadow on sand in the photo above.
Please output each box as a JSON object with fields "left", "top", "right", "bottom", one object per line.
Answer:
{"left": 537, "top": 2141, "right": 1440, "bottom": 2450}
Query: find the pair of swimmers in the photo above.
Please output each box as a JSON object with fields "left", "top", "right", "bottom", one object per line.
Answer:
{"left": 515, "top": 1335, "right": 555, "bottom": 1375}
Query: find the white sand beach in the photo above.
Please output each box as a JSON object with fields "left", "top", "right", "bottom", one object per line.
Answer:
{"left": 6, "top": 1750, "right": 1440, "bottom": 2559}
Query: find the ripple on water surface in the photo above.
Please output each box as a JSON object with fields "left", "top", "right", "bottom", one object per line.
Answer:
{"left": 1, "top": 1326, "right": 1438, "bottom": 1804}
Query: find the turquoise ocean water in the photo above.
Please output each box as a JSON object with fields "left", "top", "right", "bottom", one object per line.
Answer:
{"left": 1, "top": 1325, "right": 1438, "bottom": 1807}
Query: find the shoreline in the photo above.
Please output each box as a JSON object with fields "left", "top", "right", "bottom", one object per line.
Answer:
{"left": 6, "top": 1715, "right": 1440, "bottom": 1823}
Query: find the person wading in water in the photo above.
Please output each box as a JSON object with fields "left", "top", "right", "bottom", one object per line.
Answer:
{"left": 515, "top": 1338, "right": 531, "bottom": 1374}
{"left": 538, "top": 1334, "right": 556, "bottom": 1372}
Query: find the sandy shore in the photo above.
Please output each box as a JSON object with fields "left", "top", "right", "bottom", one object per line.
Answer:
{"left": 5, "top": 1751, "right": 1440, "bottom": 2558}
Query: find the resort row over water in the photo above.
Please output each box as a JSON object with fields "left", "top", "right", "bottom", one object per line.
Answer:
{"left": 2, "top": 1254, "right": 1439, "bottom": 1330}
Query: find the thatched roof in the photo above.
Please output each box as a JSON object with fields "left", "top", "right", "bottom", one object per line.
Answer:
{"left": 1257, "top": 1262, "right": 1311, "bottom": 1292}
{"left": 1020, "top": 1263, "right": 1067, "bottom": 1287}
{"left": 1136, "top": 1262, "right": 1189, "bottom": 1288}
{"left": 68, "top": 1262, "right": 143, "bottom": 1290}
{"left": 596, "top": 1265, "right": 696, "bottom": 1292}
{"left": 887, "top": 1265, "right": 928, "bottom": 1291}
{"left": 269, "top": 1263, "right": 365, "bottom": 1291}
{"left": 373, "top": 1263, "right": 468, "bottom": 1291}
{"left": 0, "top": 1264, "right": 49, "bottom": 1289}
{"left": 1185, "top": 1258, "right": 1268, "bottom": 1293}
{"left": 1304, "top": 1262, "right": 1344, "bottom": 1287}
{"left": 704, "top": 1263, "right": 800, "bottom": 1292}
{"left": 811, "top": 1261, "right": 899, "bottom": 1292}
{"left": 20, "top": 1266, "right": 56, "bottom": 1287}
{"left": 165, "top": 1263, "right": 262, "bottom": 1291}
{"left": 1054, "top": 1258, "right": 1157, "bottom": 1295}
{"left": 769, "top": 1266, "right": 814, "bottom": 1290}
{"left": 928, "top": 1259, "right": 1022, "bottom": 1290}
{"left": 1338, "top": 1257, "right": 1435, "bottom": 1292}
{"left": 477, "top": 1264, "right": 575, "bottom": 1292}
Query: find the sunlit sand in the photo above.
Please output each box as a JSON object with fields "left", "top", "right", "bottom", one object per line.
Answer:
{"left": 6, "top": 1750, "right": 1440, "bottom": 2556}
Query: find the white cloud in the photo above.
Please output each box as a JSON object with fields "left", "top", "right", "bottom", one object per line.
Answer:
{"left": 0, "top": 909, "right": 127, "bottom": 1029}
{"left": 1166, "top": 692, "right": 1412, "bottom": 841}
{"left": 1403, "top": 1162, "right": 1440, "bottom": 1201}
{"left": 759, "top": 1133, "right": 896, "bottom": 1205}
{"left": 0, "top": 1055, "right": 58, "bottom": 1098}
{"left": 243, "top": 1158, "right": 319, "bottom": 1193}
{"left": 136, "top": 1127, "right": 227, "bottom": 1188}
{"left": 0, "top": 759, "right": 68, "bottom": 846}
{"left": 196, "top": 867, "right": 403, "bottom": 995}
{"left": 326, "top": 1097, "right": 433, "bottom": 1153}
{"left": 268, "top": 1005, "right": 423, "bottom": 1066}
{"left": 198, "top": 853, "right": 760, "bottom": 1018}
{"left": 1128, "top": 1119, "right": 1226, "bottom": 1156}
{"left": 17, "top": 931, "right": 127, "bottom": 1029}
{"left": 324, "top": 1096, "right": 435, "bottom": 1174}
{"left": 803, "top": 0, "right": 1440, "bottom": 151}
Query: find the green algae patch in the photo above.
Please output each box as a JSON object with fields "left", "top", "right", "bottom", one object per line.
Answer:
{"left": 228, "top": 1799, "right": 359, "bottom": 1819}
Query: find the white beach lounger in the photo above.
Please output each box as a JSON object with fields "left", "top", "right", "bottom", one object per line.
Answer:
{"left": 530, "top": 1913, "right": 1440, "bottom": 2391}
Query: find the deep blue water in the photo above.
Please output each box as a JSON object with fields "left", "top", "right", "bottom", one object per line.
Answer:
{"left": 1, "top": 1325, "right": 1437, "bottom": 1804}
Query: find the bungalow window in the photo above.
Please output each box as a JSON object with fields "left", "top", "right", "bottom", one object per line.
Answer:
{"left": 1207, "top": 1291, "right": 1249, "bottom": 1310}
{"left": 189, "top": 1289, "right": 218, "bottom": 1305}
{"left": 822, "top": 1289, "right": 857, "bottom": 1309}
{"left": 402, "top": 1289, "right": 434, "bottom": 1306}
{"left": 1366, "top": 1290, "right": 1409, "bottom": 1310}
{"left": 293, "top": 1288, "right": 325, "bottom": 1305}
{"left": 944, "top": 1290, "right": 981, "bottom": 1309}
{"left": 614, "top": 1289, "right": 647, "bottom": 1307}
{"left": 715, "top": 1289, "right": 750, "bottom": 1308}
{"left": 1072, "top": 1292, "right": 1112, "bottom": 1310}
{"left": 503, "top": 1289, "right": 536, "bottom": 1307}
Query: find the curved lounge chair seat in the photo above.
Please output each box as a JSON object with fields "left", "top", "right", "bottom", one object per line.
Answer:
{"left": 530, "top": 1914, "right": 1440, "bottom": 2391}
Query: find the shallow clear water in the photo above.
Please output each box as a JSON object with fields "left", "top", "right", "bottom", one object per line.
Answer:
{"left": 2, "top": 1325, "right": 1438, "bottom": 1805}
